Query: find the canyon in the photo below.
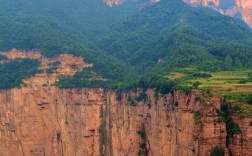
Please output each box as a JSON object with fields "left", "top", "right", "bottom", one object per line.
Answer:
{"left": 0, "top": 87, "right": 251, "bottom": 156}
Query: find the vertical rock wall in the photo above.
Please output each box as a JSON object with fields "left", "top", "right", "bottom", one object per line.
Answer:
{"left": 0, "top": 87, "right": 251, "bottom": 156}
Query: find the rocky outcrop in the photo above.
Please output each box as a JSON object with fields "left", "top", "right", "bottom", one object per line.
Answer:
{"left": 103, "top": 0, "right": 123, "bottom": 7}
{"left": 103, "top": 0, "right": 159, "bottom": 7}
{"left": 0, "top": 87, "right": 251, "bottom": 155}
{"left": 0, "top": 49, "right": 93, "bottom": 86}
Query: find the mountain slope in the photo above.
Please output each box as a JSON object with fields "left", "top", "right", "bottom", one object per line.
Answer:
{"left": 97, "top": 0, "right": 252, "bottom": 75}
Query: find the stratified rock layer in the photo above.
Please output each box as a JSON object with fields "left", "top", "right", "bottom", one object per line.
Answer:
{"left": 0, "top": 87, "right": 251, "bottom": 156}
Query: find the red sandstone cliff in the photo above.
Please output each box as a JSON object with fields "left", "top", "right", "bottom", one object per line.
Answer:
{"left": 0, "top": 87, "right": 251, "bottom": 156}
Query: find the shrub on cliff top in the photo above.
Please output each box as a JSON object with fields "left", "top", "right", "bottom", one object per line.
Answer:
{"left": 136, "top": 92, "right": 148, "bottom": 102}
{"left": 172, "top": 85, "right": 192, "bottom": 95}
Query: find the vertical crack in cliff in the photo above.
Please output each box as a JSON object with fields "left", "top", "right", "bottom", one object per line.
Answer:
{"left": 137, "top": 122, "right": 152, "bottom": 156}
{"left": 99, "top": 91, "right": 113, "bottom": 156}
{"left": 55, "top": 108, "right": 64, "bottom": 155}
{"left": 18, "top": 130, "right": 26, "bottom": 156}
{"left": 15, "top": 91, "right": 26, "bottom": 156}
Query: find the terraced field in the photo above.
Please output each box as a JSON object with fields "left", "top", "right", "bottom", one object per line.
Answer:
{"left": 168, "top": 70, "right": 252, "bottom": 103}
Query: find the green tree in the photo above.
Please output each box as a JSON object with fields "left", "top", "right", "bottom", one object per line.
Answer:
{"left": 234, "top": 57, "right": 243, "bottom": 69}
{"left": 224, "top": 55, "right": 233, "bottom": 69}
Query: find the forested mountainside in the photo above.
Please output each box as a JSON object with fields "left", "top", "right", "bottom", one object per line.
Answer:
{"left": 98, "top": 0, "right": 252, "bottom": 74}
{"left": 1, "top": 0, "right": 252, "bottom": 89}
{"left": 0, "top": 0, "right": 138, "bottom": 41}
{"left": 0, "top": 0, "right": 141, "bottom": 88}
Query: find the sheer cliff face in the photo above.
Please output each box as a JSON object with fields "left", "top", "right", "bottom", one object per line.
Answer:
{"left": 1, "top": 87, "right": 251, "bottom": 156}
{"left": 184, "top": 0, "right": 252, "bottom": 28}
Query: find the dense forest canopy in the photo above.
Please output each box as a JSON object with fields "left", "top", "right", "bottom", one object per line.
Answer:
{"left": 97, "top": 0, "right": 252, "bottom": 72}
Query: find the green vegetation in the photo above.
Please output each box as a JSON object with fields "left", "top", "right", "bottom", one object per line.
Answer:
{"left": 170, "top": 70, "right": 252, "bottom": 104}
{"left": 98, "top": 0, "right": 252, "bottom": 77}
{"left": 0, "top": 0, "right": 138, "bottom": 89}
{"left": 116, "top": 74, "right": 177, "bottom": 94}
{"left": 136, "top": 92, "right": 148, "bottom": 102}
{"left": 172, "top": 85, "right": 192, "bottom": 95}
{"left": 56, "top": 67, "right": 107, "bottom": 88}
{"left": 220, "top": 103, "right": 241, "bottom": 136}
{"left": 248, "top": 94, "right": 252, "bottom": 104}
{"left": 130, "top": 101, "right": 137, "bottom": 107}
{"left": 0, "top": 54, "right": 7, "bottom": 61}
{"left": 116, "top": 91, "right": 123, "bottom": 101}
{"left": 211, "top": 146, "right": 224, "bottom": 156}
{"left": 193, "top": 111, "right": 202, "bottom": 124}
{"left": 226, "top": 119, "right": 241, "bottom": 136}
{"left": 0, "top": 59, "right": 40, "bottom": 89}
{"left": 195, "top": 96, "right": 201, "bottom": 102}
{"left": 137, "top": 124, "right": 148, "bottom": 156}
{"left": 46, "top": 61, "right": 60, "bottom": 74}
{"left": 0, "top": 0, "right": 138, "bottom": 44}
{"left": 215, "top": 109, "right": 225, "bottom": 123}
